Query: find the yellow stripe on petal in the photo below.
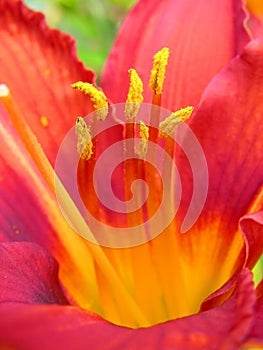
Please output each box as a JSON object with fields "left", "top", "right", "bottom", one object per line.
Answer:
{"left": 0, "top": 85, "right": 150, "bottom": 328}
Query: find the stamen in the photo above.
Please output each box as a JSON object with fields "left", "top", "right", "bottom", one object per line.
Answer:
{"left": 75, "top": 117, "right": 93, "bottom": 160}
{"left": 149, "top": 47, "right": 170, "bottom": 95}
{"left": 71, "top": 82, "right": 108, "bottom": 120}
{"left": 159, "top": 106, "right": 194, "bottom": 137}
{"left": 135, "top": 121, "right": 149, "bottom": 158}
{"left": 125, "top": 69, "right": 143, "bottom": 120}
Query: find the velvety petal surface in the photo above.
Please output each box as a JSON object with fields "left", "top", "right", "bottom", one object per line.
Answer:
{"left": 244, "top": 292, "right": 263, "bottom": 347}
{"left": 183, "top": 39, "right": 263, "bottom": 224}
{"left": 0, "top": 269, "right": 256, "bottom": 350}
{"left": 0, "top": 242, "right": 67, "bottom": 304}
{"left": 101, "top": 0, "right": 251, "bottom": 110}
{"left": 0, "top": 0, "right": 95, "bottom": 165}
{"left": 172, "top": 38, "right": 263, "bottom": 298}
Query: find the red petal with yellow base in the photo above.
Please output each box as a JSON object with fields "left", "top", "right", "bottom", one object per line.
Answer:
{"left": 0, "top": 269, "right": 256, "bottom": 350}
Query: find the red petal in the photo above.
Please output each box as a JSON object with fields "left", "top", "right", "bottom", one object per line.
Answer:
{"left": 101, "top": 0, "right": 250, "bottom": 110}
{"left": 177, "top": 37, "right": 263, "bottom": 236}
{"left": 244, "top": 292, "right": 263, "bottom": 347}
{"left": 0, "top": 103, "right": 104, "bottom": 310}
{"left": 0, "top": 102, "right": 57, "bottom": 243}
{"left": 0, "top": 269, "right": 256, "bottom": 349}
{"left": 256, "top": 279, "right": 263, "bottom": 298}
{"left": 0, "top": 242, "right": 67, "bottom": 304}
{"left": 240, "top": 211, "right": 263, "bottom": 269}
{"left": 0, "top": 0, "right": 94, "bottom": 165}
{"left": 169, "top": 38, "right": 263, "bottom": 298}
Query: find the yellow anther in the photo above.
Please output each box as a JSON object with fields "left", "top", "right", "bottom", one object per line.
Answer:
{"left": 149, "top": 47, "right": 170, "bottom": 95}
{"left": 125, "top": 69, "right": 144, "bottom": 120}
{"left": 135, "top": 121, "right": 149, "bottom": 158}
{"left": 71, "top": 82, "right": 108, "bottom": 120}
{"left": 75, "top": 117, "right": 93, "bottom": 160}
{"left": 159, "top": 106, "right": 194, "bottom": 137}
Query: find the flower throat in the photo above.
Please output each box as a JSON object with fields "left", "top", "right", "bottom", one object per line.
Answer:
{"left": 71, "top": 48, "right": 196, "bottom": 328}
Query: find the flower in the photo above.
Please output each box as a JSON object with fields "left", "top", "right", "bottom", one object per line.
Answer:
{"left": 0, "top": 0, "right": 263, "bottom": 349}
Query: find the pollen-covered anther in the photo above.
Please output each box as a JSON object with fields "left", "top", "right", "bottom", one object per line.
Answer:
{"left": 125, "top": 69, "right": 144, "bottom": 120}
{"left": 75, "top": 116, "right": 93, "bottom": 160}
{"left": 135, "top": 121, "right": 149, "bottom": 158}
{"left": 71, "top": 81, "right": 108, "bottom": 120}
{"left": 149, "top": 47, "right": 170, "bottom": 95}
{"left": 159, "top": 106, "right": 194, "bottom": 137}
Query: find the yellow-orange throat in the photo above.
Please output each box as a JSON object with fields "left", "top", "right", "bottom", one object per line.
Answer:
{"left": 56, "top": 48, "right": 244, "bottom": 328}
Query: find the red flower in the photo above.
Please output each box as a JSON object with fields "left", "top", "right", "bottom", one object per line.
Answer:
{"left": 0, "top": 0, "right": 262, "bottom": 348}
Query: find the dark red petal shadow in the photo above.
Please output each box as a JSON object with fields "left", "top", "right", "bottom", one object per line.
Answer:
{"left": 240, "top": 211, "right": 263, "bottom": 269}
{"left": 0, "top": 269, "right": 256, "bottom": 350}
{"left": 0, "top": 0, "right": 94, "bottom": 165}
{"left": 101, "top": 0, "right": 250, "bottom": 111}
{"left": 0, "top": 241, "right": 67, "bottom": 304}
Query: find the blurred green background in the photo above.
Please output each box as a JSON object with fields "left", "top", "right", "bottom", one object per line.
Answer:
{"left": 24, "top": 0, "right": 136, "bottom": 78}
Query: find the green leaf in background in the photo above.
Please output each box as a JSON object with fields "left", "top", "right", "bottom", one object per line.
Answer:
{"left": 24, "top": 0, "right": 136, "bottom": 79}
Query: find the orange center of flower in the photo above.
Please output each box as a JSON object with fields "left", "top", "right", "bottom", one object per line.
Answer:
{"left": 70, "top": 48, "right": 207, "bottom": 328}
{"left": 67, "top": 48, "right": 245, "bottom": 328}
